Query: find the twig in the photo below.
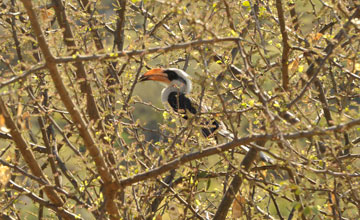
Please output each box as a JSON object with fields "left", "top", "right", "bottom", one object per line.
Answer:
{"left": 118, "top": 117, "right": 360, "bottom": 188}
{"left": 9, "top": 180, "right": 79, "bottom": 219}
{"left": 0, "top": 64, "right": 46, "bottom": 89}
{"left": 287, "top": 52, "right": 331, "bottom": 108}
{"left": 19, "top": 1, "right": 120, "bottom": 218}
{"left": 54, "top": 37, "right": 243, "bottom": 64}
{"left": 213, "top": 147, "right": 258, "bottom": 219}
{"left": 0, "top": 96, "right": 75, "bottom": 220}
{"left": 275, "top": 0, "right": 290, "bottom": 91}
{"left": 114, "top": 0, "right": 126, "bottom": 51}
{"left": 52, "top": 0, "right": 102, "bottom": 124}
{"left": 287, "top": 6, "right": 360, "bottom": 109}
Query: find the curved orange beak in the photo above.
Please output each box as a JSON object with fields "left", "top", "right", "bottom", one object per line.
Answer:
{"left": 139, "top": 68, "right": 171, "bottom": 84}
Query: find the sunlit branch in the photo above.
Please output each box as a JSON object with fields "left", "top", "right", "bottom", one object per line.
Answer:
{"left": 119, "top": 117, "right": 360, "bottom": 188}
{"left": 275, "top": 0, "right": 290, "bottom": 91}
{"left": 287, "top": 6, "right": 360, "bottom": 109}
{"left": 19, "top": 1, "right": 119, "bottom": 218}
{"left": 0, "top": 96, "right": 75, "bottom": 220}
{"left": 54, "top": 37, "right": 243, "bottom": 64}
{"left": 0, "top": 64, "right": 46, "bottom": 89}
{"left": 9, "top": 180, "right": 80, "bottom": 218}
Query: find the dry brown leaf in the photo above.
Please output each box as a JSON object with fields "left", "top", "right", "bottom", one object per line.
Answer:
{"left": 331, "top": 193, "right": 336, "bottom": 205}
{"left": 232, "top": 194, "right": 246, "bottom": 219}
{"left": 22, "top": 111, "right": 30, "bottom": 120}
{"left": 260, "top": 167, "right": 268, "bottom": 178}
{"left": 312, "top": 33, "right": 323, "bottom": 41}
{"left": 19, "top": 111, "right": 31, "bottom": 130}
{"left": 288, "top": 58, "right": 299, "bottom": 73}
{"left": 346, "top": 59, "right": 354, "bottom": 70}
{"left": 0, "top": 114, "right": 10, "bottom": 133}
{"left": 16, "top": 103, "right": 23, "bottom": 118}
{"left": 0, "top": 114, "right": 5, "bottom": 127}
{"left": 0, "top": 165, "right": 11, "bottom": 189}
{"left": 40, "top": 8, "right": 55, "bottom": 22}
{"left": 308, "top": 33, "right": 323, "bottom": 44}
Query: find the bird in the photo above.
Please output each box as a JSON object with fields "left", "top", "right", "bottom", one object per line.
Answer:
{"left": 139, "top": 67, "right": 272, "bottom": 163}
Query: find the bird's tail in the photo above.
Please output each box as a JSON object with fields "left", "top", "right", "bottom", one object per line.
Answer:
{"left": 217, "top": 127, "right": 273, "bottom": 164}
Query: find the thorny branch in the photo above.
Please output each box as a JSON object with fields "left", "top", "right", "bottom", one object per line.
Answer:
{"left": 54, "top": 37, "right": 244, "bottom": 63}
{"left": 119, "top": 117, "right": 360, "bottom": 188}
{"left": 275, "top": 0, "right": 290, "bottom": 91}
{"left": 19, "top": 0, "right": 120, "bottom": 218}
{"left": 1, "top": 1, "right": 359, "bottom": 219}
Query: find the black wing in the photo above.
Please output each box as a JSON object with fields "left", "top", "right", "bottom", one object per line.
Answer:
{"left": 168, "top": 92, "right": 197, "bottom": 118}
{"left": 200, "top": 120, "right": 220, "bottom": 138}
{"left": 167, "top": 92, "right": 219, "bottom": 137}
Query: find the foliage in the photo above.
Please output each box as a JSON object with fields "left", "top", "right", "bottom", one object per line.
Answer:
{"left": 0, "top": 0, "right": 359, "bottom": 219}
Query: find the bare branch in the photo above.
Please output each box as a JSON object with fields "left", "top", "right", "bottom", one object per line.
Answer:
{"left": 287, "top": 6, "right": 360, "bottom": 109}
{"left": 19, "top": 1, "right": 120, "bottom": 218}
{"left": 0, "top": 64, "right": 46, "bottom": 89}
{"left": 119, "top": 117, "right": 360, "bottom": 188}
{"left": 54, "top": 37, "right": 243, "bottom": 64}
{"left": 9, "top": 180, "right": 79, "bottom": 219}
{"left": 0, "top": 97, "right": 76, "bottom": 220}
{"left": 275, "top": 0, "right": 290, "bottom": 91}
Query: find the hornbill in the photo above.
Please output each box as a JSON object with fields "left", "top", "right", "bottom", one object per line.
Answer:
{"left": 139, "top": 68, "right": 272, "bottom": 163}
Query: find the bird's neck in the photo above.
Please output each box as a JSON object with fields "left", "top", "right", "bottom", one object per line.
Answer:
{"left": 172, "top": 79, "right": 190, "bottom": 93}
{"left": 161, "top": 80, "right": 190, "bottom": 103}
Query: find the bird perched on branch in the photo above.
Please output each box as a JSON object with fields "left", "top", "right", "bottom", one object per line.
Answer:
{"left": 139, "top": 67, "right": 272, "bottom": 163}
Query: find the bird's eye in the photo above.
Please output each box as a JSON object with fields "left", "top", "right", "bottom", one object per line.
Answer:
{"left": 164, "top": 70, "right": 178, "bottom": 81}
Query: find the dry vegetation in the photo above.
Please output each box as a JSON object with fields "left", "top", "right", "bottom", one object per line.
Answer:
{"left": 0, "top": 0, "right": 360, "bottom": 219}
